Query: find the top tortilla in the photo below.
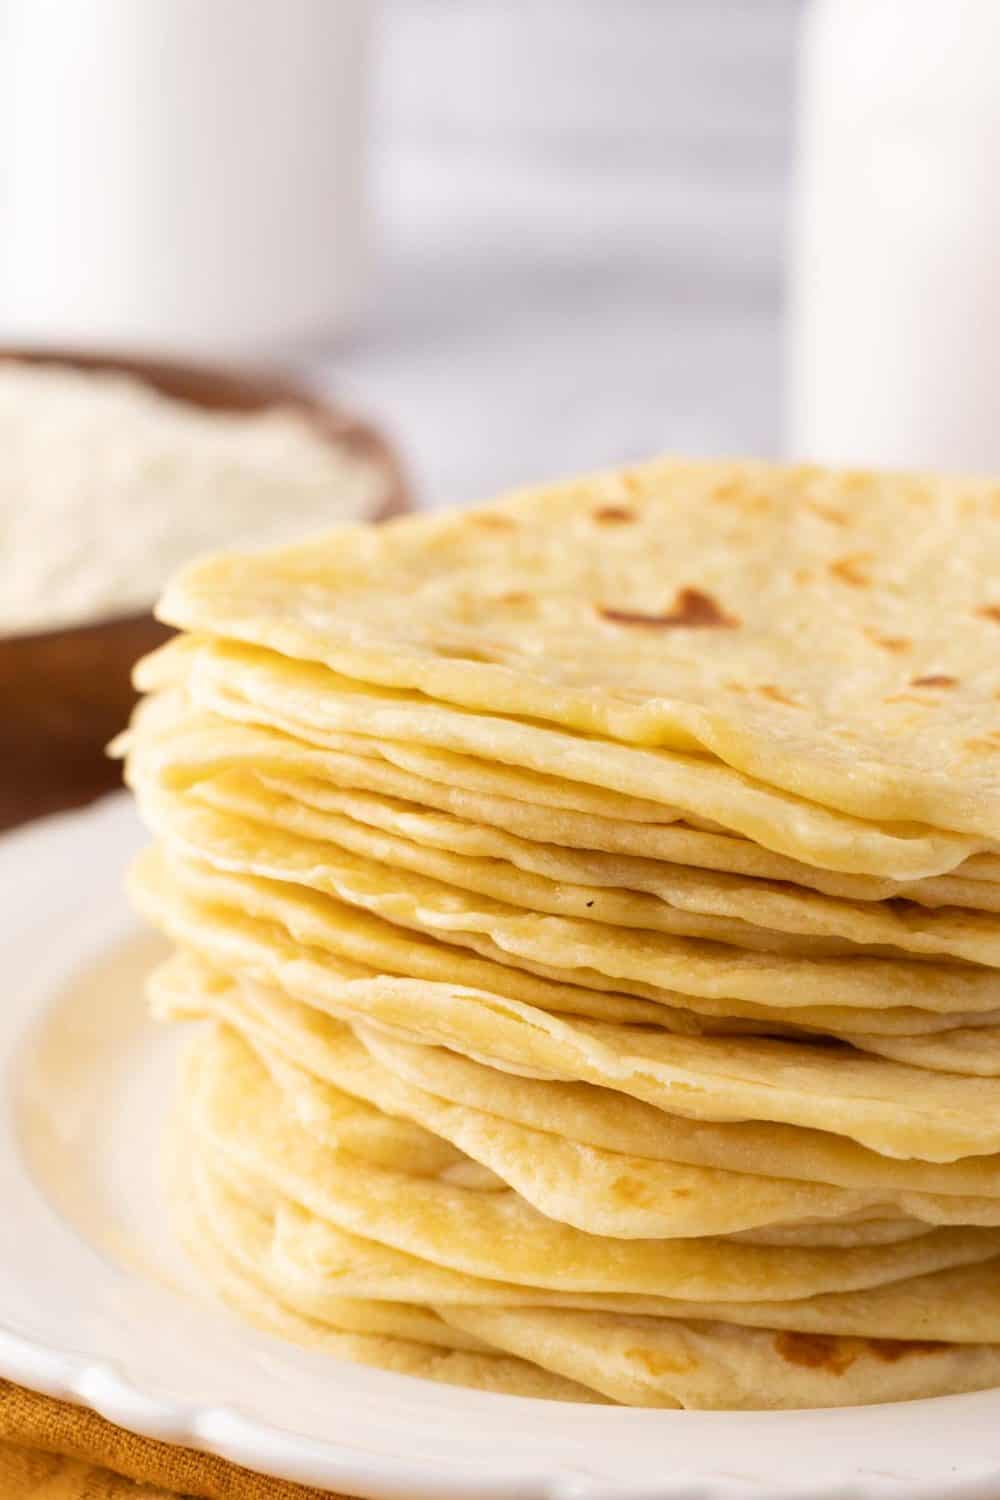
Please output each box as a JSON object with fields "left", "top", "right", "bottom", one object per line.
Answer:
{"left": 157, "top": 456, "right": 1000, "bottom": 840}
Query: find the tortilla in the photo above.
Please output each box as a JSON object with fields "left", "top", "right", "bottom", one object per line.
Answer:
{"left": 150, "top": 949, "right": 1000, "bottom": 1200}
{"left": 137, "top": 867, "right": 1000, "bottom": 1161}
{"left": 160, "top": 955, "right": 1000, "bottom": 1237}
{"left": 188, "top": 1028, "right": 1000, "bottom": 1300}
{"left": 439, "top": 1304, "right": 1000, "bottom": 1410}
{"left": 121, "top": 694, "right": 1000, "bottom": 907}
{"left": 155, "top": 458, "right": 1000, "bottom": 843}
{"left": 140, "top": 636, "right": 987, "bottom": 879}
{"left": 131, "top": 781, "right": 1000, "bottom": 1020}
{"left": 130, "top": 455, "right": 1000, "bottom": 1408}
{"left": 188, "top": 764, "right": 1000, "bottom": 967}
{"left": 170, "top": 1132, "right": 597, "bottom": 1399}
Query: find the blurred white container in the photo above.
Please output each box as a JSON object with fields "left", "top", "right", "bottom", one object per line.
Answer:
{"left": 0, "top": 0, "right": 371, "bottom": 359}
{"left": 788, "top": 0, "right": 1000, "bottom": 472}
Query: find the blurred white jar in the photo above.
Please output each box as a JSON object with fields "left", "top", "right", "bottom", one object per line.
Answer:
{"left": 0, "top": 0, "right": 371, "bottom": 359}
{"left": 788, "top": 0, "right": 1000, "bottom": 471}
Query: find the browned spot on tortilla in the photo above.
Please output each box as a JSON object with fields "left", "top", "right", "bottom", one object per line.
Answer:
{"left": 828, "top": 553, "right": 873, "bottom": 588}
{"left": 627, "top": 1346, "right": 695, "bottom": 1377}
{"left": 433, "top": 644, "right": 504, "bottom": 664}
{"left": 593, "top": 505, "right": 636, "bottom": 524}
{"left": 965, "top": 733, "right": 1000, "bottom": 753}
{"left": 808, "top": 502, "right": 848, "bottom": 525}
{"left": 864, "top": 628, "right": 911, "bottom": 653}
{"left": 598, "top": 588, "right": 740, "bottom": 630}
{"left": 757, "top": 683, "right": 800, "bottom": 707}
{"left": 612, "top": 1175, "right": 652, "bottom": 1206}
{"left": 773, "top": 1332, "right": 858, "bottom": 1376}
{"left": 710, "top": 479, "right": 742, "bottom": 503}
{"left": 977, "top": 604, "right": 1000, "bottom": 624}
{"left": 910, "top": 674, "right": 958, "bottom": 688}
{"left": 621, "top": 471, "right": 644, "bottom": 497}
{"left": 498, "top": 591, "right": 533, "bottom": 606}
{"left": 473, "top": 513, "right": 517, "bottom": 531}
{"left": 868, "top": 1339, "right": 941, "bottom": 1364}
{"left": 746, "top": 493, "right": 775, "bottom": 515}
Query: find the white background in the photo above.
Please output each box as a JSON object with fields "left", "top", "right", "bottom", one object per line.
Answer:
{"left": 318, "top": 0, "right": 801, "bottom": 507}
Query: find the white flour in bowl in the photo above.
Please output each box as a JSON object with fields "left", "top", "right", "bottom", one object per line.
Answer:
{"left": 0, "top": 361, "right": 391, "bottom": 634}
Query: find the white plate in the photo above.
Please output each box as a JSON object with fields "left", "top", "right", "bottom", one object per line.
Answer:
{"left": 3, "top": 794, "right": 1000, "bottom": 1500}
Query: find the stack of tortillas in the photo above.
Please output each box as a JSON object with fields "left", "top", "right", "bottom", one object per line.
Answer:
{"left": 119, "top": 457, "right": 1000, "bottom": 1409}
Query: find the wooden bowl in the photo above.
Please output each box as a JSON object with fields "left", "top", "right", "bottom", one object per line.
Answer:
{"left": 0, "top": 348, "right": 411, "bottom": 831}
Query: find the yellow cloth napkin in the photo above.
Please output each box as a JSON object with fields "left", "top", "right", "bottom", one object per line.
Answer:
{"left": 0, "top": 1381, "right": 355, "bottom": 1499}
